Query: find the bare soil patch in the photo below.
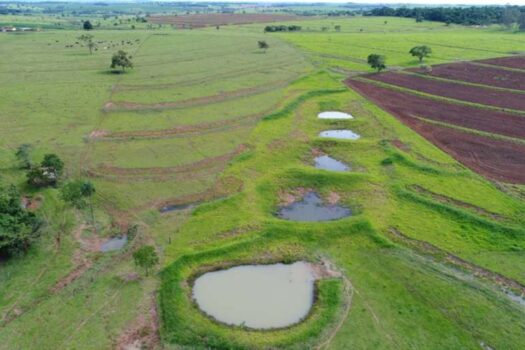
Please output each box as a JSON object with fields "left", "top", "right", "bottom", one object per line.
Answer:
{"left": 50, "top": 223, "right": 101, "bottom": 293}
{"left": 278, "top": 187, "right": 313, "bottom": 206}
{"left": 115, "top": 294, "right": 160, "bottom": 350}
{"left": 147, "top": 13, "right": 301, "bottom": 28}
{"left": 390, "top": 139, "right": 410, "bottom": 152}
{"left": 21, "top": 195, "right": 43, "bottom": 210}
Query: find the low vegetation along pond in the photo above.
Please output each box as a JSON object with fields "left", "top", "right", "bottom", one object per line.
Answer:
{"left": 278, "top": 191, "right": 351, "bottom": 222}
{"left": 192, "top": 262, "right": 317, "bottom": 329}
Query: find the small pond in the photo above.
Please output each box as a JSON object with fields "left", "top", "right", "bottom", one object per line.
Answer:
{"left": 318, "top": 111, "right": 353, "bottom": 120}
{"left": 159, "top": 202, "right": 196, "bottom": 213}
{"left": 278, "top": 192, "right": 351, "bottom": 222}
{"left": 100, "top": 235, "right": 127, "bottom": 252}
{"left": 192, "top": 261, "right": 315, "bottom": 329}
{"left": 314, "top": 155, "right": 349, "bottom": 172}
{"left": 319, "top": 130, "right": 360, "bottom": 140}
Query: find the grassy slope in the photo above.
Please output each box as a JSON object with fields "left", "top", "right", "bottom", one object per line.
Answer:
{"left": 160, "top": 72, "right": 525, "bottom": 349}
{"left": 0, "top": 16, "right": 524, "bottom": 349}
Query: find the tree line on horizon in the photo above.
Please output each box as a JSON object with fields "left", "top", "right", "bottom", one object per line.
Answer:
{"left": 367, "top": 5, "right": 525, "bottom": 29}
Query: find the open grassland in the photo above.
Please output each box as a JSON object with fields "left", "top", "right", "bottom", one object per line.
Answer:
{"left": 251, "top": 17, "right": 525, "bottom": 72}
{"left": 0, "top": 15, "right": 524, "bottom": 349}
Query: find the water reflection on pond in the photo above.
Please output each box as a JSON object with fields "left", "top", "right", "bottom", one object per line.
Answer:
{"left": 192, "top": 262, "right": 315, "bottom": 329}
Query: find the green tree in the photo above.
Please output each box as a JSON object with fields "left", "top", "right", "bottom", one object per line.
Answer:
{"left": 0, "top": 185, "right": 41, "bottom": 257}
{"left": 257, "top": 40, "right": 269, "bottom": 53}
{"left": 133, "top": 245, "right": 159, "bottom": 276}
{"left": 409, "top": 45, "right": 432, "bottom": 63}
{"left": 110, "top": 50, "right": 133, "bottom": 72}
{"left": 27, "top": 153, "right": 64, "bottom": 188}
{"left": 502, "top": 6, "right": 520, "bottom": 30}
{"left": 61, "top": 180, "right": 96, "bottom": 227}
{"left": 15, "top": 144, "right": 32, "bottom": 169}
{"left": 83, "top": 20, "right": 93, "bottom": 30}
{"left": 78, "top": 34, "right": 96, "bottom": 54}
{"left": 519, "top": 13, "right": 525, "bottom": 31}
{"left": 367, "top": 54, "right": 386, "bottom": 72}
{"left": 41, "top": 154, "right": 64, "bottom": 178}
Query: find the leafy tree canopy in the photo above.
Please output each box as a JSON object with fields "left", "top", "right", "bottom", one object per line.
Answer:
{"left": 83, "top": 20, "right": 93, "bottom": 30}
{"left": 409, "top": 45, "right": 432, "bottom": 62}
{"left": 133, "top": 245, "right": 159, "bottom": 275}
{"left": 110, "top": 50, "right": 133, "bottom": 71}
{"left": 61, "top": 180, "right": 95, "bottom": 209}
{"left": 367, "top": 54, "right": 386, "bottom": 72}
{"left": 0, "top": 185, "right": 41, "bottom": 257}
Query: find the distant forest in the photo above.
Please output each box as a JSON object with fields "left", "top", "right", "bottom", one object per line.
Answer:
{"left": 366, "top": 6, "right": 525, "bottom": 27}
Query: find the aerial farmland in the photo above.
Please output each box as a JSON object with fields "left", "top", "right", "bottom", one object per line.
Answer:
{"left": 0, "top": 2, "right": 524, "bottom": 349}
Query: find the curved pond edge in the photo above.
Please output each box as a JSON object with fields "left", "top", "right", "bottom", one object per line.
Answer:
{"left": 159, "top": 242, "right": 350, "bottom": 350}
{"left": 188, "top": 260, "right": 341, "bottom": 331}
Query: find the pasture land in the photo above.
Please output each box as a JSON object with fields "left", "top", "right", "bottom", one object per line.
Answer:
{"left": 0, "top": 14, "right": 524, "bottom": 350}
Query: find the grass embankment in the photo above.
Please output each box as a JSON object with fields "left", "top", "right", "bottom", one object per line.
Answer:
{"left": 160, "top": 72, "right": 525, "bottom": 349}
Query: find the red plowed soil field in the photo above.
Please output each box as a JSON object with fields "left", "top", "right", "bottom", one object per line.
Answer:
{"left": 346, "top": 79, "right": 525, "bottom": 183}
{"left": 148, "top": 14, "right": 301, "bottom": 28}
{"left": 478, "top": 55, "right": 525, "bottom": 70}
{"left": 402, "top": 119, "right": 525, "bottom": 184}
{"left": 410, "top": 62, "right": 525, "bottom": 91}
{"left": 365, "top": 72, "right": 525, "bottom": 111}
{"left": 347, "top": 79, "right": 525, "bottom": 139}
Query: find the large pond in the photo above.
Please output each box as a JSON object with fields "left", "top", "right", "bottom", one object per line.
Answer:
{"left": 318, "top": 111, "right": 353, "bottom": 120}
{"left": 314, "top": 155, "right": 349, "bottom": 172}
{"left": 278, "top": 191, "right": 351, "bottom": 222}
{"left": 100, "top": 235, "right": 127, "bottom": 252}
{"left": 319, "top": 130, "right": 360, "bottom": 140}
{"left": 192, "top": 262, "right": 315, "bottom": 329}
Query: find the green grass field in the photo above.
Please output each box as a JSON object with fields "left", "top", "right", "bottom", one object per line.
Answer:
{"left": 0, "top": 14, "right": 524, "bottom": 350}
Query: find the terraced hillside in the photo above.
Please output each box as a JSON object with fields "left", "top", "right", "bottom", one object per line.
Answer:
{"left": 0, "top": 15, "right": 524, "bottom": 350}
